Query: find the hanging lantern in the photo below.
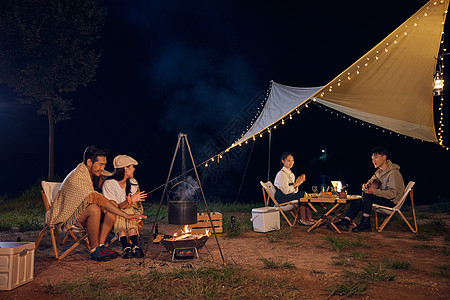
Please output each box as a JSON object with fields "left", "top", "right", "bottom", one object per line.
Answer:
{"left": 434, "top": 71, "right": 445, "bottom": 95}
{"left": 434, "top": 53, "right": 445, "bottom": 96}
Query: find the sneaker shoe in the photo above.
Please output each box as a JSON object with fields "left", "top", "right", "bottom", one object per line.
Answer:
{"left": 90, "top": 246, "right": 112, "bottom": 261}
{"left": 352, "top": 217, "right": 371, "bottom": 232}
{"left": 299, "top": 219, "right": 313, "bottom": 226}
{"left": 334, "top": 218, "right": 350, "bottom": 231}
{"left": 132, "top": 245, "right": 145, "bottom": 258}
{"left": 100, "top": 245, "right": 119, "bottom": 259}
{"left": 122, "top": 246, "right": 134, "bottom": 259}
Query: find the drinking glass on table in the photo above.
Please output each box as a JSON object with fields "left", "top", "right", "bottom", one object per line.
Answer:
{"left": 312, "top": 186, "right": 318, "bottom": 194}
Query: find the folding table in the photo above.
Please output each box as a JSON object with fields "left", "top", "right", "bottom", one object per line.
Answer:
{"left": 300, "top": 195, "right": 362, "bottom": 233}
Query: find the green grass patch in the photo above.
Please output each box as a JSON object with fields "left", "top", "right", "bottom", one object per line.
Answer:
{"left": 44, "top": 264, "right": 302, "bottom": 299}
{"left": 44, "top": 268, "right": 109, "bottom": 298}
{"left": 412, "top": 244, "right": 450, "bottom": 256}
{"left": 383, "top": 258, "right": 411, "bottom": 269}
{"left": 420, "top": 220, "right": 448, "bottom": 235}
{"left": 287, "top": 240, "right": 300, "bottom": 247}
{"left": 259, "top": 256, "right": 296, "bottom": 269}
{"left": 222, "top": 213, "right": 252, "bottom": 238}
{"left": 427, "top": 196, "right": 450, "bottom": 213}
{"left": 328, "top": 281, "right": 368, "bottom": 297}
{"left": 328, "top": 262, "right": 395, "bottom": 297}
{"left": 0, "top": 209, "right": 44, "bottom": 232}
{"left": 434, "top": 264, "right": 450, "bottom": 278}
{"left": 323, "top": 235, "right": 370, "bottom": 252}
{"left": 0, "top": 182, "right": 46, "bottom": 232}
{"left": 266, "top": 228, "right": 292, "bottom": 242}
{"left": 412, "top": 219, "right": 448, "bottom": 241}
{"left": 0, "top": 182, "right": 43, "bottom": 211}
{"left": 332, "top": 251, "right": 370, "bottom": 266}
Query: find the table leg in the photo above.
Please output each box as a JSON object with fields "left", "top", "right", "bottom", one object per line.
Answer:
{"left": 307, "top": 203, "right": 341, "bottom": 233}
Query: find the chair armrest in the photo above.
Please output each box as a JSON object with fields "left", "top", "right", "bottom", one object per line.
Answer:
{"left": 373, "top": 204, "right": 393, "bottom": 210}
{"left": 276, "top": 200, "right": 298, "bottom": 206}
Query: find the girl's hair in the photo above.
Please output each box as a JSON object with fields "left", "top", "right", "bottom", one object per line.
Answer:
{"left": 280, "top": 152, "right": 294, "bottom": 168}
{"left": 105, "top": 167, "right": 138, "bottom": 195}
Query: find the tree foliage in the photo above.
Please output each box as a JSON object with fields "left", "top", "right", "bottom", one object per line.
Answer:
{"left": 0, "top": 0, "right": 106, "bottom": 178}
{"left": 0, "top": 0, "right": 106, "bottom": 121}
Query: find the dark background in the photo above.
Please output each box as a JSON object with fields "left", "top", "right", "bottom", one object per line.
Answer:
{"left": 0, "top": 0, "right": 448, "bottom": 204}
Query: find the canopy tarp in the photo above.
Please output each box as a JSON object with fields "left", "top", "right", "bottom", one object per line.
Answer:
{"left": 233, "top": 83, "right": 323, "bottom": 145}
{"left": 233, "top": 0, "right": 448, "bottom": 146}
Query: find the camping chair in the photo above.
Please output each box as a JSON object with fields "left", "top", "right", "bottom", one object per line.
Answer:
{"left": 260, "top": 181, "right": 299, "bottom": 226}
{"left": 373, "top": 181, "right": 418, "bottom": 233}
{"left": 35, "top": 181, "right": 90, "bottom": 260}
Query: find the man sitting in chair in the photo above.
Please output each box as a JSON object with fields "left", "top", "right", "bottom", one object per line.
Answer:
{"left": 334, "top": 146, "right": 405, "bottom": 232}
{"left": 49, "top": 145, "right": 147, "bottom": 261}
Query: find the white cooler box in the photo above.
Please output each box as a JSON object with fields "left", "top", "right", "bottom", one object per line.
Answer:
{"left": 251, "top": 207, "right": 280, "bottom": 232}
{"left": 0, "top": 242, "right": 35, "bottom": 291}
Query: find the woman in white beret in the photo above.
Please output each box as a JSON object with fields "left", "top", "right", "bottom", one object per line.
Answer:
{"left": 102, "top": 155, "right": 147, "bottom": 259}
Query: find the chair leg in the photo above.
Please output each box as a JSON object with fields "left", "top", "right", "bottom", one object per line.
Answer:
{"left": 290, "top": 208, "right": 299, "bottom": 226}
{"left": 397, "top": 211, "right": 417, "bottom": 233}
{"left": 410, "top": 190, "right": 418, "bottom": 233}
{"left": 105, "top": 235, "right": 118, "bottom": 247}
{"left": 262, "top": 188, "right": 269, "bottom": 206}
{"left": 61, "top": 232, "right": 70, "bottom": 246}
{"left": 279, "top": 208, "right": 293, "bottom": 226}
{"left": 377, "top": 212, "right": 395, "bottom": 232}
{"left": 54, "top": 226, "right": 62, "bottom": 246}
{"left": 58, "top": 232, "right": 89, "bottom": 261}
{"left": 35, "top": 224, "right": 48, "bottom": 248}
{"left": 49, "top": 227, "right": 59, "bottom": 259}
{"left": 35, "top": 224, "right": 60, "bottom": 259}
{"left": 374, "top": 209, "right": 379, "bottom": 231}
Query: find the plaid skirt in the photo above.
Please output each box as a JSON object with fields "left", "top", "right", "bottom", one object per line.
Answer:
{"left": 113, "top": 202, "right": 144, "bottom": 236}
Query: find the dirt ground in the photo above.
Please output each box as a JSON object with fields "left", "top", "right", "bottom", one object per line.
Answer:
{"left": 1, "top": 212, "right": 449, "bottom": 300}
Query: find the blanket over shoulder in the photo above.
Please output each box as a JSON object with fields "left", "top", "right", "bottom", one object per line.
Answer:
{"left": 49, "top": 163, "right": 99, "bottom": 231}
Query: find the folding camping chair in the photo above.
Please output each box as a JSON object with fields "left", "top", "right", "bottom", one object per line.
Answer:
{"left": 260, "top": 181, "right": 299, "bottom": 226}
{"left": 373, "top": 181, "right": 418, "bottom": 233}
{"left": 35, "top": 181, "right": 90, "bottom": 260}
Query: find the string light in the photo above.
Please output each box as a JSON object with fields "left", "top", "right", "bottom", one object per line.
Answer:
{"left": 222, "top": 0, "right": 449, "bottom": 166}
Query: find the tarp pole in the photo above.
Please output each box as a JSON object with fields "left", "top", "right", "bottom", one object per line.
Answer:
{"left": 267, "top": 129, "right": 272, "bottom": 181}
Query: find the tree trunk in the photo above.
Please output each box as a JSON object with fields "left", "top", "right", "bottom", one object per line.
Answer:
{"left": 47, "top": 101, "right": 54, "bottom": 180}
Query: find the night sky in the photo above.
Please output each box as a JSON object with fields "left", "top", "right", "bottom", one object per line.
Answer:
{"left": 1, "top": 0, "right": 448, "bottom": 204}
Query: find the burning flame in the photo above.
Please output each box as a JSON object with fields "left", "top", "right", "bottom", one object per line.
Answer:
{"left": 166, "top": 225, "right": 210, "bottom": 241}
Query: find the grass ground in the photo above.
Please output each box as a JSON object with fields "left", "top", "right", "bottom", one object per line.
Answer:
{"left": 1, "top": 183, "right": 449, "bottom": 299}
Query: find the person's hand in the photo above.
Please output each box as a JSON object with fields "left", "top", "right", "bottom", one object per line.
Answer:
{"left": 124, "top": 213, "right": 147, "bottom": 220}
{"left": 126, "top": 191, "right": 147, "bottom": 205}
{"left": 362, "top": 183, "right": 367, "bottom": 191}
{"left": 296, "top": 174, "right": 306, "bottom": 185}
{"left": 365, "top": 185, "right": 376, "bottom": 194}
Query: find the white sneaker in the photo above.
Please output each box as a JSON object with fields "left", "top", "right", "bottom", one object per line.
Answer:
{"left": 300, "top": 219, "right": 313, "bottom": 226}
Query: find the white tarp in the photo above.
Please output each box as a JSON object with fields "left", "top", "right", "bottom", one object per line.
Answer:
{"left": 233, "top": 83, "right": 323, "bottom": 145}
{"left": 232, "top": 0, "right": 448, "bottom": 147}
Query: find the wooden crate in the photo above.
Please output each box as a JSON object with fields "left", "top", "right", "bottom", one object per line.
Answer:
{"left": 190, "top": 212, "right": 223, "bottom": 234}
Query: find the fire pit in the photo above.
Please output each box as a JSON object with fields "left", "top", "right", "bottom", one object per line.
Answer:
{"left": 160, "top": 226, "right": 209, "bottom": 260}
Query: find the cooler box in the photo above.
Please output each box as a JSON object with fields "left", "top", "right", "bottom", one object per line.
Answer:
{"left": 251, "top": 207, "right": 280, "bottom": 232}
{"left": 0, "top": 242, "right": 35, "bottom": 290}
